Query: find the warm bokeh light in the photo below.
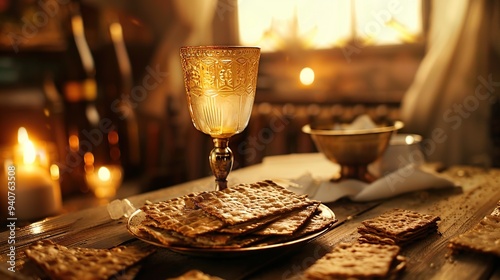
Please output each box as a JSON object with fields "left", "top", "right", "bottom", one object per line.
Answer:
{"left": 50, "top": 164, "right": 60, "bottom": 180}
{"left": 405, "top": 135, "right": 415, "bottom": 145}
{"left": 85, "top": 105, "right": 100, "bottom": 126}
{"left": 69, "top": 134, "right": 79, "bottom": 152}
{"left": 300, "top": 67, "right": 315, "bottom": 86}
{"left": 109, "top": 22, "right": 123, "bottom": 41}
{"left": 98, "top": 166, "right": 111, "bottom": 181}
{"left": 84, "top": 152, "right": 94, "bottom": 165}
{"left": 108, "top": 130, "right": 119, "bottom": 145}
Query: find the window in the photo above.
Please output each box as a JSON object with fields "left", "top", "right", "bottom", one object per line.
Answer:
{"left": 237, "top": 0, "right": 423, "bottom": 52}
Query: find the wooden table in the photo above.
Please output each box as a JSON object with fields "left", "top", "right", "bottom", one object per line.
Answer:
{"left": 1, "top": 154, "right": 499, "bottom": 279}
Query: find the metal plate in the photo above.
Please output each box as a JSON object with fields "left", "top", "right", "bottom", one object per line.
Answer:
{"left": 127, "top": 204, "right": 335, "bottom": 257}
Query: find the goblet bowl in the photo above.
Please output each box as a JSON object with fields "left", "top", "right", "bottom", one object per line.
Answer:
{"left": 302, "top": 120, "right": 404, "bottom": 183}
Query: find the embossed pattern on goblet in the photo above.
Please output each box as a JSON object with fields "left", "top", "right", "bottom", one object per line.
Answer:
{"left": 180, "top": 46, "right": 260, "bottom": 190}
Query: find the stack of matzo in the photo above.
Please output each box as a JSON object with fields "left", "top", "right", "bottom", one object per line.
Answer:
{"left": 358, "top": 208, "right": 441, "bottom": 246}
{"left": 303, "top": 242, "right": 406, "bottom": 279}
{"left": 449, "top": 201, "right": 500, "bottom": 256}
{"left": 137, "top": 180, "right": 336, "bottom": 248}
{"left": 25, "top": 240, "right": 154, "bottom": 280}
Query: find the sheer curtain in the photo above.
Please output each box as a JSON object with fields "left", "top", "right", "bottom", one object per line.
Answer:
{"left": 400, "top": 0, "right": 496, "bottom": 167}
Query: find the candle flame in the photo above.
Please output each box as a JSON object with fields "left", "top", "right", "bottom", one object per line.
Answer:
{"left": 86, "top": 165, "right": 122, "bottom": 199}
{"left": 300, "top": 67, "right": 315, "bottom": 86}
{"left": 18, "top": 127, "right": 36, "bottom": 165}
{"left": 18, "top": 127, "right": 29, "bottom": 144}
{"left": 98, "top": 166, "right": 111, "bottom": 181}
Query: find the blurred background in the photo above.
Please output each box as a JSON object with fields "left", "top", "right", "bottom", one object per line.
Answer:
{"left": 0, "top": 0, "right": 498, "bottom": 208}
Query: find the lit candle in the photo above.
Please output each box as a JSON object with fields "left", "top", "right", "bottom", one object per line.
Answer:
{"left": 85, "top": 165, "right": 122, "bottom": 199}
{"left": 2, "top": 128, "right": 62, "bottom": 221}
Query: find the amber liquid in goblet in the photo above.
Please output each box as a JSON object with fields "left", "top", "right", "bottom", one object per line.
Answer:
{"left": 180, "top": 46, "right": 260, "bottom": 190}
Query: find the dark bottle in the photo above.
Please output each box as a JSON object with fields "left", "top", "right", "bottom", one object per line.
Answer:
{"left": 59, "top": 1, "right": 119, "bottom": 196}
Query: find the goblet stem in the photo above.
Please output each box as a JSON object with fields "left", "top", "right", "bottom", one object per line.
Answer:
{"left": 209, "top": 138, "right": 233, "bottom": 190}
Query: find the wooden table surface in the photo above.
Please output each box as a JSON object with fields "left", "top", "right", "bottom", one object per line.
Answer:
{"left": 1, "top": 154, "right": 499, "bottom": 280}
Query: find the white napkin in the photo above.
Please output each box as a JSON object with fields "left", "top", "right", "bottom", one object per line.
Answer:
{"left": 335, "top": 114, "right": 377, "bottom": 130}
{"left": 230, "top": 153, "right": 456, "bottom": 203}
{"left": 287, "top": 164, "right": 456, "bottom": 203}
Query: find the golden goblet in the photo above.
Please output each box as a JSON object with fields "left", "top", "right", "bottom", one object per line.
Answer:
{"left": 180, "top": 46, "right": 260, "bottom": 190}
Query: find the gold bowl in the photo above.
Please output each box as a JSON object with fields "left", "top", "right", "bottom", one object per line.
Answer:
{"left": 302, "top": 120, "right": 404, "bottom": 183}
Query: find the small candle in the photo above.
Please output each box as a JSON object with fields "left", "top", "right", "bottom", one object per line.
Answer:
{"left": 85, "top": 165, "right": 122, "bottom": 199}
{"left": 15, "top": 165, "right": 62, "bottom": 220}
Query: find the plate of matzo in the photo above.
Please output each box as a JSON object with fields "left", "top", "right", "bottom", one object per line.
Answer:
{"left": 127, "top": 180, "right": 336, "bottom": 256}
